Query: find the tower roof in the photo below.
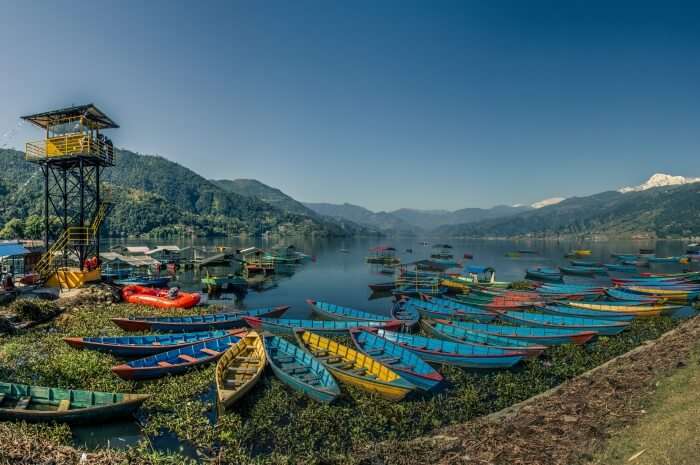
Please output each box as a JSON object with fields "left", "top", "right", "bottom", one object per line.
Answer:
{"left": 21, "top": 104, "right": 119, "bottom": 129}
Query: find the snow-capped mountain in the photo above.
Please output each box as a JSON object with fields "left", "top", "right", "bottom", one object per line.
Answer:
{"left": 531, "top": 197, "right": 565, "bottom": 209}
{"left": 618, "top": 173, "right": 700, "bottom": 193}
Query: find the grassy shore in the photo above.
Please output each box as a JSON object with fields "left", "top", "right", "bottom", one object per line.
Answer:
{"left": 0, "top": 293, "right": 685, "bottom": 464}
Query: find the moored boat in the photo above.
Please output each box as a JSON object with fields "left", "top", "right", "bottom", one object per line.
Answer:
{"left": 242, "top": 316, "right": 402, "bottom": 335}
{"left": 63, "top": 329, "right": 245, "bottom": 357}
{"left": 498, "top": 311, "right": 629, "bottom": 336}
{"left": 216, "top": 331, "right": 266, "bottom": 411}
{"left": 111, "top": 305, "right": 289, "bottom": 332}
{"left": 307, "top": 299, "right": 390, "bottom": 322}
{"left": 349, "top": 328, "right": 443, "bottom": 391}
{"left": 526, "top": 267, "right": 563, "bottom": 282}
{"left": 404, "top": 297, "right": 496, "bottom": 322}
{"left": 565, "top": 301, "right": 680, "bottom": 317}
{"left": 368, "top": 282, "right": 396, "bottom": 292}
{"left": 389, "top": 301, "right": 420, "bottom": 328}
{"left": 446, "top": 319, "right": 596, "bottom": 345}
{"left": 536, "top": 304, "right": 635, "bottom": 321}
{"left": 294, "top": 329, "right": 415, "bottom": 401}
{"left": 263, "top": 333, "right": 340, "bottom": 403}
{"left": 369, "top": 328, "right": 526, "bottom": 368}
{"left": 112, "top": 334, "right": 244, "bottom": 380}
{"left": 0, "top": 382, "right": 148, "bottom": 424}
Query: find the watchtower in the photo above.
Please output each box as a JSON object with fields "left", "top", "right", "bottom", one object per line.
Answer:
{"left": 21, "top": 104, "right": 117, "bottom": 287}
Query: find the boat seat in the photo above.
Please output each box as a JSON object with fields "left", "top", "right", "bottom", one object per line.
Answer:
{"left": 158, "top": 361, "right": 174, "bottom": 367}
{"left": 349, "top": 368, "right": 367, "bottom": 375}
{"left": 236, "top": 356, "right": 259, "bottom": 362}
{"left": 15, "top": 397, "right": 31, "bottom": 410}
{"left": 200, "top": 348, "right": 220, "bottom": 356}
{"left": 275, "top": 356, "right": 295, "bottom": 363}
{"left": 227, "top": 367, "right": 258, "bottom": 374}
{"left": 281, "top": 363, "right": 305, "bottom": 372}
{"left": 178, "top": 354, "right": 199, "bottom": 363}
{"left": 365, "top": 349, "right": 383, "bottom": 356}
{"left": 313, "top": 351, "right": 329, "bottom": 357}
{"left": 377, "top": 357, "right": 400, "bottom": 364}
{"left": 339, "top": 362, "right": 356, "bottom": 370}
{"left": 57, "top": 399, "right": 71, "bottom": 412}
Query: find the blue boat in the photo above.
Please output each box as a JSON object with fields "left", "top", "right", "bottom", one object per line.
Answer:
{"left": 570, "top": 260, "right": 603, "bottom": 267}
{"left": 390, "top": 301, "right": 420, "bottom": 328}
{"left": 536, "top": 305, "right": 635, "bottom": 321}
{"left": 446, "top": 319, "right": 596, "bottom": 345}
{"left": 350, "top": 329, "right": 443, "bottom": 391}
{"left": 263, "top": 333, "right": 340, "bottom": 403}
{"left": 114, "top": 276, "right": 171, "bottom": 287}
{"left": 499, "top": 311, "right": 629, "bottom": 336}
{"left": 111, "top": 305, "right": 290, "bottom": 332}
{"left": 611, "top": 253, "right": 639, "bottom": 260}
{"left": 403, "top": 298, "right": 495, "bottom": 322}
{"left": 604, "top": 264, "right": 638, "bottom": 273}
{"left": 243, "top": 317, "right": 402, "bottom": 335}
{"left": 526, "top": 267, "right": 563, "bottom": 282}
{"left": 307, "top": 299, "right": 390, "bottom": 321}
{"left": 605, "top": 288, "right": 661, "bottom": 302}
{"left": 559, "top": 266, "right": 604, "bottom": 277}
{"left": 420, "top": 320, "right": 547, "bottom": 357}
{"left": 64, "top": 330, "right": 239, "bottom": 357}
{"left": 647, "top": 256, "right": 681, "bottom": 263}
{"left": 371, "top": 329, "right": 525, "bottom": 368}
{"left": 112, "top": 334, "right": 242, "bottom": 380}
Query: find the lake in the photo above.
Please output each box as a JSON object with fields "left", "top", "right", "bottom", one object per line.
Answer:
{"left": 72, "top": 236, "right": 697, "bottom": 451}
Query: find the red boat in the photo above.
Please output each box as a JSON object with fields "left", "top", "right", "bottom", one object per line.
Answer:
{"left": 121, "top": 285, "right": 201, "bottom": 309}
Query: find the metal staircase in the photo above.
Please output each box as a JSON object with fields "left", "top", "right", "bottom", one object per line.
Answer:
{"left": 34, "top": 201, "right": 112, "bottom": 282}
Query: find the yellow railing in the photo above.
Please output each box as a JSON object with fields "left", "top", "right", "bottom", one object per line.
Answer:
{"left": 34, "top": 201, "right": 112, "bottom": 281}
{"left": 26, "top": 135, "right": 114, "bottom": 164}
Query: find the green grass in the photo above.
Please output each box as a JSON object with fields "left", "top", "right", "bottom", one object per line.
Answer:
{"left": 591, "top": 348, "right": 700, "bottom": 465}
{"left": 0, "top": 299, "right": 684, "bottom": 464}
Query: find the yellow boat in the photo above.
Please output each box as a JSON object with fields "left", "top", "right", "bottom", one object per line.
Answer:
{"left": 215, "top": 331, "right": 266, "bottom": 413}
{"left": 566, "top": 301, "right": 680, "bottom": 317}
{"left": 294, "top": 330, "right": 415, "bottom": 402}
{"left": 625, "top": 287, "right": 697, "bottom": 303}
{"left": 574, "top": 249, "right": 592, "bottom": 256}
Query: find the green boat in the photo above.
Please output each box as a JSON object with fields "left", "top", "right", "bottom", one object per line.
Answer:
{"left": 0, "top": 382, "right": 149, "bottom": 424}
{"left": 201, "top": 274, "right": 247, "bottom": 291}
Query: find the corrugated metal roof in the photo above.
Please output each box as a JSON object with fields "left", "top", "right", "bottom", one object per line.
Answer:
{"left": 0, "top": 242, "right": 30, "bottom": 258}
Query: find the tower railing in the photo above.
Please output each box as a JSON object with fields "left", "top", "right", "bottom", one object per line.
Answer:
{"left": 26, "top": 136, "right": 114, "bottom": 164}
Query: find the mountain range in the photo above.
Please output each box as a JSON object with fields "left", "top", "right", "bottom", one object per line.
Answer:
{"left": 0, "top": 148, "right": 371, "bottom": 239}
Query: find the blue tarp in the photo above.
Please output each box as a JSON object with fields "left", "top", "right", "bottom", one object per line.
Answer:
{"left": 0, "top": 242, "right": 30, "bottom": 258}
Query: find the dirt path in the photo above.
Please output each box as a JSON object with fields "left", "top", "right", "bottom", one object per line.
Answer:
{"left": 354, "top": 315, "right": 700, "bottom": 465}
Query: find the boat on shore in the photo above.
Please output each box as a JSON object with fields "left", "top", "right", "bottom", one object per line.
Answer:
{"left": 0, "top": 382, "right": 148, "bottom": 424}
{"left": 263, "top": 333, "right": 340, "bottom": 403}
{"left": 242, "top": 316, "right": 403, "bottom": 335}
{"left": 294, "top": 329, "right": 415, "bottom": 401}
{"left": 111, "top": 305, "right": 289, "bottom": 332}
{"left": 307, "top": 299, "right": 390, "bottom": 322}
{"left": 216, "top": 331, "right": 266, "bottom": 411}
{"left": 121, "top": 285, "right": 201, "bottom": 309}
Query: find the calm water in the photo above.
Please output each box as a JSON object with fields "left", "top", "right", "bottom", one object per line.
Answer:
{"left": 73, "top": 236, "right": 698, "bottom": 452}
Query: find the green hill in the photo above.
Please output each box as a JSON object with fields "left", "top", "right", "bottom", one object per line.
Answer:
{"left": 213, "top": 178, "right": 317, "bottom": 217}
{"left": 0, "top": 148, "right": 351, "bottom": 238}
{"left": 436, "top": 184, "right": 700, "bottom": 239}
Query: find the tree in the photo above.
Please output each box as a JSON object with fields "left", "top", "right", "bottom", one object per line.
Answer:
{"left": 24, "top": 215, "right": 43, "bottom": 239}
{"left": 0, "top": 219, "right": 25, "bottom": 239}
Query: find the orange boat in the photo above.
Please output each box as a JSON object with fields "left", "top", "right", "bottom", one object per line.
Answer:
{"left": 121, "top": 285, "right": 201, "bottom": 309}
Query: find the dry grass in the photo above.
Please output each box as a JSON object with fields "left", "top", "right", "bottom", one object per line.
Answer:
{"left": 590, "top": 351, "right": 700, "bottom": 465}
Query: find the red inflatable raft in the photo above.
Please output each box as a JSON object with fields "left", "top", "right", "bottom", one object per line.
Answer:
{"left": 121, "top": 285, "right": 201, "bottom": 309}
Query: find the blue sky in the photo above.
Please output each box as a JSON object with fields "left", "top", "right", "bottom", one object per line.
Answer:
{"left": 1, "top": 1, "right": 698, "bottom": 211}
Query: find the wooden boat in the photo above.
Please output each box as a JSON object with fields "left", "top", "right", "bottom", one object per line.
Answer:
{"left": 294, "top": 329, "right": 415, "bottom": 401}
{"left": 112, "top": 334, "right": 244, "bottom": 380}
{"left": 0, "top": 382, "right": 148, "bottom": 424}
{"left": 559, "top": 266, "right": 606, "bottom": 277}
{"left": 498, "top": 311, "right": 629, "bottom": 336}
{"left": 242, "top": 317, "right": 402, "bottom": 335}
{"left": 263, "top": 333, "right": 340, "bottom": 403}
{"left": 349, "top": 328, "right": 443, "bottom": 391}
{"left": 307, "top": 299, "right": 390, "bottom": 322}
{"left": 573, "top": 249, "right": 592, "bottom": 256}
{"left": 389, "top": 301, "right": 420, "bottom": 328}
{"left": 370, "top": 329, "right": 526, "bottom": 368}
{"left": 624, "top": 286, "right": 699, "bottom": 303}
{"left": 647, "top": 256, "right": 681, "bottom": 263}
{"left": 536, "top": 305, "right": 635, "bottom": 321}
{"left": 63, "top": 329, "right": 245, "bottom": 357}
{"left": 570, "top": 260, "right": 603, "bottom": 267}
{"left": 611, "top": 253, "right": 639, "bottom": 261}
{"left": 604, "top": 263, "right": 638, "bottom": 273}
{"left": 446, "top": 319, "right": 596, "bottom": 345}
{"left": 368, "top": 282, "right": 396, "bottom": 292}
{"left": 121, "top": 285, "right": 201, "bottom": 309}
{"left": 605, "top": 288, "right": 663, "bottom": 303}
{"left": 114, "top": 276, "right": 171, "bottom": 287}
{"left": 111, "top": 305, "right": 289, "bottom": 332}
{"left": 216, "top": 331, "right": 266, "bottom": 411}
{"left": 404, "top": 298, "right": 496, "bottom": 322}
{"left": 421, "top": 319, "right": 546, "bottom": 357}
{"left": 525, "top": 267, "right": 563, "bottom": 282}
{"left": 565, "top": 301, "right": 680, "bottom": 317}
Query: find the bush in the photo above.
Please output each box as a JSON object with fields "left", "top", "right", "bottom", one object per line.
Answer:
{"left": 9, "top": 299, "right": 59, "bottom": 322}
